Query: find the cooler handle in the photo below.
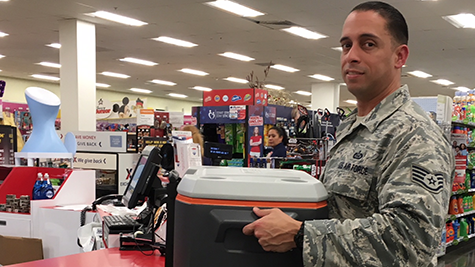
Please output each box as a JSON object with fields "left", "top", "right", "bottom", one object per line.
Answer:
{"left": 211, "top": 209, "right": 297, "bottom": 242}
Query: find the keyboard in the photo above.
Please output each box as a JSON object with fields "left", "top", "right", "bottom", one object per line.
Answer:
{"left": 103, "top": 215, "right": 142, "bottom": 233}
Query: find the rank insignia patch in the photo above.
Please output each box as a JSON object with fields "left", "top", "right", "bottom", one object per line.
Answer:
{"left": 411, "top": 165, "right": 444, "bottom": 194}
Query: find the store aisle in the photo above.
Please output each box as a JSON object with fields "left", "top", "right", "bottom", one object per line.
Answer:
{"left": 437, "top": 239, "right": 475, "bottom": 267}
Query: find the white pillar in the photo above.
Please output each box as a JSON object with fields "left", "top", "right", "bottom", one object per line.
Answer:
{"left": 59, "top": 19, "right": 96, "bottom": 132}
{"left": 311, "top": 83, "right": 340, "bottom": 113}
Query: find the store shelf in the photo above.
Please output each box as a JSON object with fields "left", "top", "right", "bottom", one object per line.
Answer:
{"left": 452, "top": 188, "right": 475, "bottom": 196}
{"left": 447, "top": 209, "right": 475, "bottom": 221}
{"left": 452, "top": 120, "right": 475, "bottom": 128}
{"left": 446, "top": 233, "right": 475, "bottom": 247}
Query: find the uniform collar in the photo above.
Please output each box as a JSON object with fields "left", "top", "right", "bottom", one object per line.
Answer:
{"left": 337, "top": 85, "right": 410, "bottom": 139}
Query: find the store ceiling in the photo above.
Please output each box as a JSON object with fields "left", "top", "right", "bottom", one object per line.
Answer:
{"left": 0, "top": 0, "right": 474, "bottom": 108}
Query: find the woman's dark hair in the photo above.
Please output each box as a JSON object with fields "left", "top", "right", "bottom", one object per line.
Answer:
{"left": 351, "top": 1, "right": 408, "bottom": 46}
{"left": 269, "top": 126, "right": 288, "bottom": 146}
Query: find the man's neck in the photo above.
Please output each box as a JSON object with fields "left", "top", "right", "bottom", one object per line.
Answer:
{"left": 356, "top": 80, "right": 401, "bottom": 116}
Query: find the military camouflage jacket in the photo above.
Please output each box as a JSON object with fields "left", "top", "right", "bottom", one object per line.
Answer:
{"left": 303, "top": 85, "right": 455, "bottom": 267}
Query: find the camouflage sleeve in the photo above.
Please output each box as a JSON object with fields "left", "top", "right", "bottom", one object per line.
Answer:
{"left": 303, "top": 126, "right": 455, "bottom": 267}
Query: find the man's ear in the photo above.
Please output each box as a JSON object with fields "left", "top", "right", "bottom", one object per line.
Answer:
{"left": 394, "top": 44, "right": 409, "bottom": 69}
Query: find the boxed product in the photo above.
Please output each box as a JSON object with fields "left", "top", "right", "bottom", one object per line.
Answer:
{"left": 0, "top": 235, "right": 43, "bottom": 265}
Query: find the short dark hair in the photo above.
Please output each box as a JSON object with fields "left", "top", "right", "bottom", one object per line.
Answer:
{"left": 351, "top": 1, "right": 408, "bottom": 45}
{"left": 269, "top": 126, "right": 288, "bottom": 146}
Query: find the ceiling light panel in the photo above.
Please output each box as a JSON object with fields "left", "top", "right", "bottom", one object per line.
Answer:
{"left": 430, "top": 79, "right": 454, "bottom": 86}
{"left": 443, "top": 13, "right": 475, "bottom": 29}
{"left": 179, "top": 68, "right": 209, "bottom": 76}
{"left": 150, "top": 79, "right": 177, "bottom": 86}
{"left": 169, "top": 93, "right": 188, "bottom": 98}
{"left": 31, "top": 74, "right": 60, "bottom": 81}
{"left": 264, "top": 84, "right": 285, "bottom": 90}
{"left": 224, "top": 77, "right": 248, "bottom": 84}
{"left": 295, "top": 91, "right": 312, "bottom": 96}
{"left": 219, "top": 52, "right": 254, "bottom": 62}
{"left": 46, "top": 43, "right": 61, "bottom": 49}
{"left": 119, "top": 57, "right": 158, "bottom": 66}
{"left": 96, "top": 83, "right": 111, "bottom": 88}
{"left": 345, "top": 100, "right": 358, "bottom": 105}
{"left": 205, "top": 0, "right": 264, "bottom": 17}
{"left": 38, "top": 62, "right": 61, "bottom": 68}
{"left": 192, "top": 86, "right": 213, "bottom": 91}
{"left": 309, "top": 74, "right": 334, "bottom": 81}
{"left": 130, "top": 88, "right": 152, "bottom": 94}
{"left": 101, "top": 71, "right": 130, "bottom": 79}
{"left": 0, "top": 54, "right": 5, "bottom": 59}
{"left": 0, "top": 31, "right": 8, "bottom": 37}
{"left": 152, "top": 36, "right": 198, "bottom": 48}
{"left": 88, "top": 11, "right": 147, "bottom": 26}
{"left": 282, "top": 27, "right": 328, "bottom": 40}
{"left": 331, "top": 47, "right": 343, "bottom": 52}
{"left": 408, "top": 70, "right": 432, "bottom": 78}
{"left": 453, "top": 86, "right": 470, "bottom": 92}
{"left": 270, "top": 64, "right": 299, "bottom": 73}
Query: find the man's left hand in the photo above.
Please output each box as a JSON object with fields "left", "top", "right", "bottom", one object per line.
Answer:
{"left": 242, "top": 207, "right": 302, "bottom": 252}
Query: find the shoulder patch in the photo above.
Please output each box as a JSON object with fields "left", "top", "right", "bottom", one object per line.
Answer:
{"left": 411, "top": 165, "right": 444, "bottom": 194}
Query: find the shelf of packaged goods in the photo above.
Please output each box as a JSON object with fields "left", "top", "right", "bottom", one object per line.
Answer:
{"left": 452, "top": 121, "right": 475, "bottom": 128}
{"left": 446, "top": 233, "right": 475, "bottom": 247}
{"left": 452, "top": 188, "right": 475, "bottom": 196}
{"left": 447, "top": 209, "right": 475, "bottom": 221}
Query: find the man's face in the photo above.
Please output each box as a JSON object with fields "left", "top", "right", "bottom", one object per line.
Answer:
{"left": 340, "top": 11, "right": 404, "bottom": 99}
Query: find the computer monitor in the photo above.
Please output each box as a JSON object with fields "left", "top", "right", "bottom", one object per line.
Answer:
{"left": 204, "top": 141, "right": 233, "bottom": 160}
{"left": 122, "top": 146, "right": 162, "bottom": 209}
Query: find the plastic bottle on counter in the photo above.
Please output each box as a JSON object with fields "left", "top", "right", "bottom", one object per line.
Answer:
{"left": 32, "top": 173, "right": 43, "bottom": 200}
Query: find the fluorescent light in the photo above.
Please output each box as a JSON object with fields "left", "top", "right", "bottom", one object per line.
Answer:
{"left": 431, "top": 79, "right": 454, "bottom": 86}
{"left": 224, "top": 77, "right": 248, "bottom": 84}
{"left": 205, "top": 0, "right": 264, "bottom": 17}
{"left": 38, "top": 62, "right": 61, "bottom": 68}
{"left": 46, "top": 43, "right": 61, "bottom": 49}
{"left": 88, "top": 11, "right": 147, "bottom": 26}
{"left": 271, "top": 64, "right": 299, "bottom": 73}
{"left": 0, "top": 0, "right": 10, "bottom": 2}
{"left": 443, "top": 13, "right": 475, "bottom": 29}
{"left": 179, "top": 68, "right": 209, "bottom": 76}
{"left": 168, "top": 93, "right": 188, "bottom": 98}
{"left": 101, "top": 71, "right": 130, "bottom": 79}
{"left": 150, "top": 79, "right": 176, "bottom": 86}
{"left": 295, "top": 91, "right": 312, "bottom": 96}
{"left": 309, "top": 74, "right": 334, "bottom": 81}
{"left": 152, "top": 36, "right": 198, "bottom": 48}
{"left": 96, "top": 83, "right": 111, "bottom": 88}
{"left": 345, "top": 100, "right": 358, "bottom": 105}
{"left": 219, "top": 52, "right": 254, "bottom": 62}
{"left": 340, "top": 83, "right": 347, "bottom": 86}
{"left": 402, "top": 65, "right": 407, "bottom": 67}
{"left": 265, "top": 84, "right": 285, "bottom": 90}
{"left": 0, "top": 31, "right": 8, "bottom": 37}
{"left": 130, "top": 88, "right": 152, "bottom": 94}
{"left": 282, "top": 26, "right": 328, "bottom": 40}
{"left": 192, "top": 86, "right": 213, "bottom": 92}
{"left": 453, "top": 86, "right": 471, "bottom": 92}
{"left": 0, "top": 54, "right": 4, "bottom": 59}
{"left": 408, "top": 70, "right": 432, "bottom": 78}
{"left": 331, "top": 47, "right": 343, "bottom": 52}
{"left": 119, "top": 57, "right": 158, "bottom": 66}
{"left": 31, "top": 74, "right": 60, "bottom": 81}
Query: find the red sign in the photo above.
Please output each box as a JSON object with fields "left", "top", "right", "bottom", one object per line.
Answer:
{"left": 203, "top": 88, "right": 268, "bottom": 106}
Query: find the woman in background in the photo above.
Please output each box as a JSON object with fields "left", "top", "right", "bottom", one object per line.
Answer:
{"left": 266, "top": 126, "right": 288, "bottom": 158}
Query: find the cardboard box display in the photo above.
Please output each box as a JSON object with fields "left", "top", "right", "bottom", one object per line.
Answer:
{"left": 0, "top": 235, "right": 43, "bottom": 265}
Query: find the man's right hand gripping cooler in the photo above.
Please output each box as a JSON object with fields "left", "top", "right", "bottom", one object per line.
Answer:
{"left": 174, "top": 166, "right": 329, "bottom": 267}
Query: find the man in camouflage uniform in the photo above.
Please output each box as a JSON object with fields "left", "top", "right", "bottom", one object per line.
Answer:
{"left": 243, "top": 1, "right": 454, "bottom": 266}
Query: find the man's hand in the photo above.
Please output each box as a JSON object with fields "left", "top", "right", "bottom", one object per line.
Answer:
{"left": 242, "top": 207, "right": 302, "bottom": 253}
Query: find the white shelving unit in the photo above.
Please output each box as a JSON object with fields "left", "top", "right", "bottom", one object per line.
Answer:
{"left": 14, "top": 152, "right": 74, "bottom": 167}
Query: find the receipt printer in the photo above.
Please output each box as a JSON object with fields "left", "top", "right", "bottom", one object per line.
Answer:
{"left": 174, "top": 166, "right": 329, "bottom": 267}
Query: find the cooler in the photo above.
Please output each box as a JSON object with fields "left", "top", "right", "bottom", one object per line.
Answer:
{"left": 174, "top": 166, "right": 329, "bottom": 267}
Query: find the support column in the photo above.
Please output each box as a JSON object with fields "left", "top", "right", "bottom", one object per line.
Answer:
{"left": 311, "top": 83, "right": 340, "bottom": 113}
{"left": 59, "top": 19, "right": 96, "bottom": 132}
